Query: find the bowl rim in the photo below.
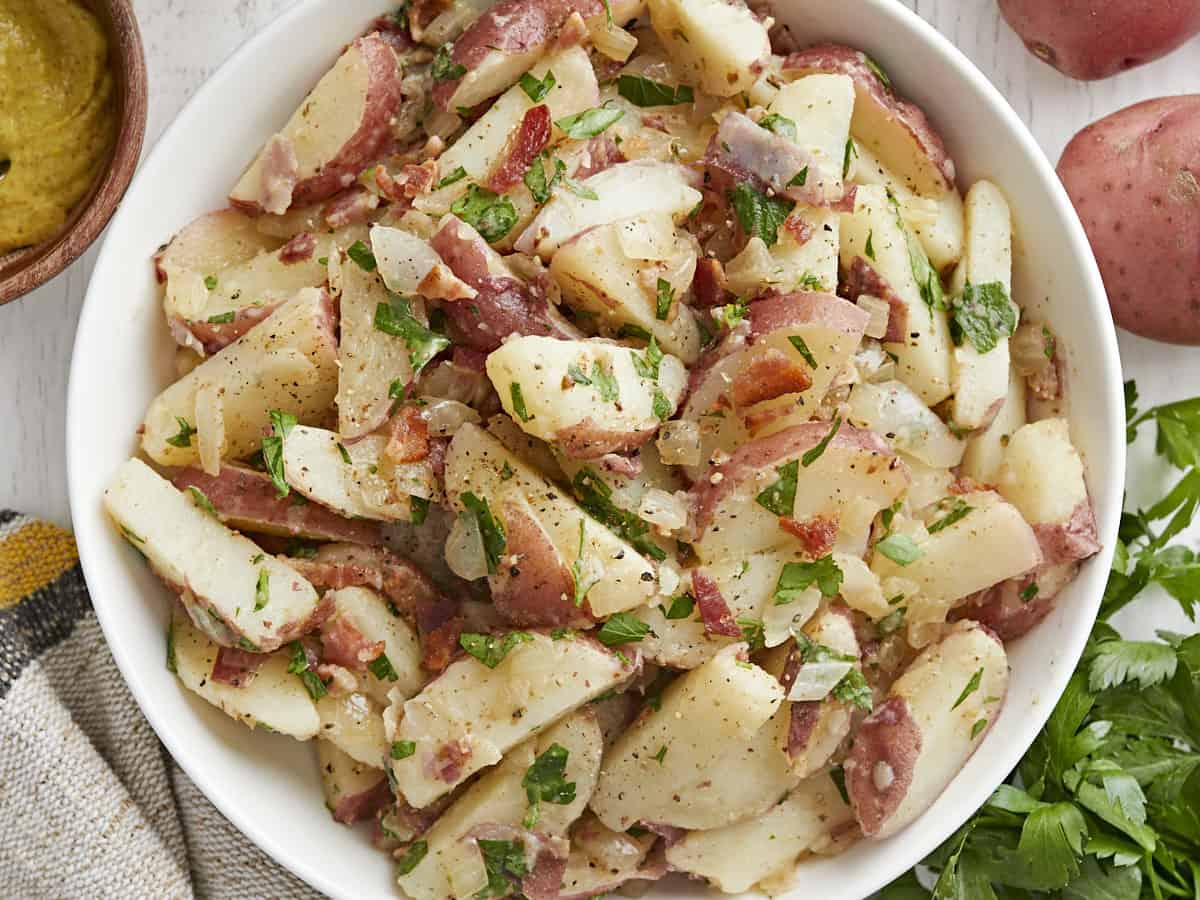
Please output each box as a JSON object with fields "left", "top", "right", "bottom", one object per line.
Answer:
{"left": 0, "top": 0, "right": 148, "bottom": 306}
{"left": 67, "top": 0, "right": 1126, "bottom": 897}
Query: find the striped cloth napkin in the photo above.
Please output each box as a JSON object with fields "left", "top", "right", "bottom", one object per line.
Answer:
{"left": 0, "top": 511, "right": 325, "bottom": 900}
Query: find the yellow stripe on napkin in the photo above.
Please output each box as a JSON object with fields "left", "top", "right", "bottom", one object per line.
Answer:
{"left": 0, "top": 519, "right": 79, "bottom": 609}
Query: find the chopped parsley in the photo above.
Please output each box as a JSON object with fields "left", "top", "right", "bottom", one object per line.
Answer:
{"left": 509, "top": 382, "right": 532, "bottom": 422}
{"left": 970, "top": 718, "right": 988, "bottom": 739}
{"left": 475, "top": 839, "right": 527, "bottom": 899}
{"left": 652, "top": 390, "right": 672, "bottom": 422}
{"left": 522, "top": 743, "right": 576, "bottom": 829}
{"left": 632, "top": 337, "right": 664, "bottom": 381}
{"left": 616, "top": 74, "right": 694, "bottom": 107}
{"left": 431, "top": 44, "right": 465, "bottom": 81}
{"left": 261, "top": 409, "right": 298, "bottom": 498}
{"left": 950, "top": 667, "right": 984, "bottom": 710}
{"left": 656, "top": 278, "right": 674, "bottom": 321}
{"left": 927, "top": 498, "right": 973, "bottom": 533}
{"left": 862, "top": 53, "right": 892, "bottom": 89}
{"left": 758, "top": 113, "right": 797, "bottom": 139}
{"left": 450, "top": 184, "right": 518, "bottom": 242}
{"left": 368, "top": 652, "right": 399, "bottom": 682}
{"left": 788, "top": 334, "right": 818, "bottom": 368}
{"left": 395, "top": 840, "right": 428, "bottom": 876}
{"left": 843, "top": 138, "right": 857, "bottom": 179}
{"left": 555, "top": 103, "right": 623, "bottom": 139}
{"left": 865, "top": 229, "right": 876, "bottom": 260}
{"left": 459, "top": 631, "right": 532, "bottom": 668}
{"left": 663, "top": 593, "right": 696, "bottom": 620}
{"left": 755, "top": 459, "right": 798, "bottom": 517}
{"left": 518, "top": 70, "right": 556, "bottom": 103}
{"left": 461, "top": 491, "right": 506, "bottom": 574}
{"left": 254, "top": 568, "right": 269, "bottom": 611}
{"left": 203, "top": 274, "right": 218, "bottom": 290}
{"left": 336, "top": 442, "right": 352, "bottom": 465}
{"left": 346, "top": 239, "right": 377, "bottom": 272}
{"left": 435, "top": 166, "right": 467, "bottom": 189}
{"left": 570, "top": 520, "right": 596, "bottom": 608}
{"left": 788, "top": 167, "right": 809, "bottom": 188}
{"left": 875, "top": 533, "right": 922, "bottom": 566}
{"left": 390, "top": 740, "right": 416, "bottom": 760}
{"left": 409, "top": 495, "right": 429, "bottom": 526}
{"left": 729, "top": 182, "right": 794, "bottom": 247}
{"left": 1020, "top": 582, "right": 1040, "bottom": 603}
{"left": 165, "top": 624, "right": 177, "bottom": 672}
{"left": 571, "top": 468, "right": 666, "bottom": 561}
{"left": 831, "top": 667, "right": 873, "bottom": 711}
{"left": 596, "top": 612, "right": 651, "bottom": 646}
{"left": 166, "top": 417, "right": 197, "bottom": 448}
{"left": 286, "top": 641, "right": 327, "bottom": 701}
{"left": 592, "top": 362, "right": 620, "bottom": 403}
{"left": 737, "top": 617, "right": 766, "bottom": 651}
{"left": 774, "top": 556, "right": 844, "bottom": 604}
{"left": 652, "top": 744, "right": 668, "bottom": 764}
{"left": 187, "top": 486, "right": 218, "bottom": 517}
{"left": 951, "top": 281, "right": 1017, "bottom": 354}
{"left": 373, "top": 293, "right": 451, "bottom": 374}
{"left": 206, "top": 310, "right": 235, "bottom": 324}
{"left": 802, "top": 415, "right": 843, "bottom": 467}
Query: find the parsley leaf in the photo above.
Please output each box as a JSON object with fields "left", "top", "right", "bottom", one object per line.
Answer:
{"left": 788, "top": 334, "right": 817, "bottom": 368}
{"left": 461, "top": 491, "right": 506, "bottom": 574}
{"left": 756, "top": 459, "right": 798, "bottom": 517}
{"left": 596, "top": 612, "right": 650, "bottom": 646}
{"left": 390, "top": 740, "right": 415, "bottom": 760}
{"left": 729, "top": 182, "right": 794, "bottom": 247}
{"left": 459, "top": 631, "right": 532, "bottom": 668}
{"left": 1088, "top": 640, "right": 1179, "bottom": 692}
{"left": 450, "top": 184, "right": 518, "bottom": 242}
{"left": 475, "top": 839, "right": 527, "bottom": 899}
{"left": 368, "top": 652, "right": 399, "bottom": 682}
{"left": 832, "top": 667, "right": 873, "bottom": 711}
{"left": 166, "top": 417, "right": 197, "bottom": 448}
{"left": 655, "top": 278, "right": 674, "bottom": 321}
{"left": 206, "top": 310, "right": 235, "bottom": 324}
{"left": 261, "top": 410, "right": 297, "bottom": 498}
{"left": 758, "top": 113, "right": 797, "bottom": 139}
{"left": 571, "top": 467, "right": 666, "bottom": 561}
{"left": 287, "top": 641, "right": 327, "bottom": 700}
{"left": 509, "top": 382, "right": 532, "bottom": 422}
{"left": 254, "top": 568, "right": 270, "bottom": 611}
{"left": 592, "top": 362, "right": 620, "bottom": 403}
{"left": 374, "top": 293, "right": 451, "bottom": 374}
{"left": 952, "top": 281, "right": 1017, "bottom": 354}
{"left": 187, "top": 486, "right": 218, "bottom": 518}
{"left": 431, "top": 44, "right": 465, "bottom": 81}
{"left": 522, "top": 743, "right": 575, "bottom": 829}
{"left": 518, "top": 70, "right": 556, "bottom": 102}
{"left": 435, "top": 166, "right": 467, "bottom": 189}
{"left": 774, "top": 556, "right": 844, "bottom": 603}
{"left": 555, "top": 104, "right": 623, "bottom": 139}
{"left": 346, "top": 239, "right": 377, "bottom": 272}
{"left": 664, "top": 593, "right": 695, "bottom": 619}
{"left": 951, "top": 667, "right": 984, "bottom": 710}
{"left": 396, "top": 840, "right": 428, "bottom": 876}
{"left": 617, "top": 74, "right": 693, "bottom": 107}
{"left": 802, "top": 416, "right": 842, "bottom": 467}
{"left": 875, "top": 533, "right": 922, "bottom": 566}
{"left": 928, "top": 498, "right": 973, "bottom": 533}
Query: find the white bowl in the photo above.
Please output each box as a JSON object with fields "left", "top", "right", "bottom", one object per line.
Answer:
{"left": 67, "top": 1, "right": 1125, "bottom": 897}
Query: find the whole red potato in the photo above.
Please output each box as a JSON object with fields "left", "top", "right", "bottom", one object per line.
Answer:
{"left": 1057, "top": 96, "right": 1200, "bottom": 345}
{"left": 999, "top": 0, "right": 1200, "bottom": 80}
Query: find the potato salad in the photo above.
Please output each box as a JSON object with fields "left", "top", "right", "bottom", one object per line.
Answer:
{"left": 104, "top": 1, "right": 1102, "bottom": 896}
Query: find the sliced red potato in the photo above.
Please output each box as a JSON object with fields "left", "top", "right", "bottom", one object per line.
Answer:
{"left": 690, "top": 421, "right": 910, "bottom": 563}
{"left": 397, "top": 709, "right": 602, "bottom": 900}
{"left": 169, "top": 465, "right": 382, "bottom": 545}
{"left": 997, "top": 419, "right": 1100, "bottom": 565}
{"left": 281, "top": 424, "right": 436, "bottom": 523}
{"left": 515, "top": 160, "right": 702, "bottom": 259}
{"left": 664, "top": 772, "right": 855, "bottom": 892}
{"left": 590, "top": 644, "right": 791, "bottom": 831}
{"left": 322, "top": 585, "right": 426, "bottom": 703}
{"left": 168, "top": 606, "right": 319, "bottom": 738}
{"left": 316, "top": 690, "right": 389, "bottom": 767}
{"left": 444, "top": 423, "right": 662, "bottom": 617}
{"left": 559, "top": 813, "right": 662, "bottom": 899}
{"left": 760, "top": 73, "right": 855, "bottom": 205}
{"left": 549, "top": 215, "right": 704, "bottom": 364}
{"left": 845, "top": 380, "right": 965, "bottom": 469}
{"left": 949, "top": 180, "right": 1016, "bottom": 431}
{"left": 414, "top": 45, "right": 599, "bottom": 216}
{"left": 486, "top": 336, "right": 687, "bottom": 458}
{"left": 107, "top": 460, "right": 322, "bottom": 652}
{"left": 387, "top": 633, "right": 624, "bottom": 808}
{"left": 230, "top": 35, "right": 406, "bottom": 214}
{"left": 844, "top": 620, "right": 1008, "bottom": 839}
{"left": 870, "top": 490, "right": 1042, "bottom": 612}
{"left": 646, "top": 0, "right": 770, "bottom": 97}
{"left": 142, "top": 287, "right": 339, "bottom": 467}
{"left": 840, "top": 184, "right": 954, "bottom": 405}
{"left": 955, "top": 560, "right": 1078, "bottom": 642}
{"left": 316, "top": 740, "right": 392, "bottom": 825}
{"left": 960, "top": 367, "right": 1026, "bottom": 485}
{"left": 851, "top": 141, "right": 964, "bottom": 272}
{"left": 784, "top": 44, "right": 957, "bottom": 198}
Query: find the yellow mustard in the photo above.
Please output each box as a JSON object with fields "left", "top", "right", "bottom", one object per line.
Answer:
{"left": 0, "top": 0, "right": 118, "bottom": 254}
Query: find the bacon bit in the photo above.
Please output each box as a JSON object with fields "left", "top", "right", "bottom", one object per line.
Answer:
{"left": 522, "top": 846, "right": 570, "bottom": 900}
{"left": 385, "top": 406, "right": 431, "bottom": 463}
{"left": 427, "top": 436, "right": 449, "bottom": 482}
{"left": 731, "top": 348, "right": 813, "bottom": 408}
{"left": 320, "top": 613, "right": 385, "bottom": 670}
{"left": 279, "top": 232, "right": 317, "bottom": 264}
{"left": 831, "top": 184, "right": 858, "bottom": 212}
{"left": 692, "top": 257, "right": 728, "bottom": 309}
{"left": 782, "top": 214, "right": 814, "bottom": 245}
{"left": 323, "top": 187, "right": 380, "bottom": 228}
{"left": 375, "top": 162, "right": 437, "bottom": 204}
{"left": 487, "top": 104, "right": 553, "bottom": 194}
{"left": 430, "top": 740, "right": 471, "bottom": 783}
{"left": 691, "top": 569, "right": 742, "bottom": 638}
{"left": 779, "top": 514, "right": 839, "bottom": 558}
{"left": 210, "top": 647, "right": 267, "bottom": 687}
{"left": 641, "top": 822, "right": 686, "bottom": 847}
{"left": 840, "top": 257, "right": 907, "bottom": 342}
{"left": 316, "top": 662, "right": 360, "bottom": 695}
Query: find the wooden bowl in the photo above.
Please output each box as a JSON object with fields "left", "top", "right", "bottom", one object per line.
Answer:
{"left": 0, "top": 0, "right": 148, "bottom": 306}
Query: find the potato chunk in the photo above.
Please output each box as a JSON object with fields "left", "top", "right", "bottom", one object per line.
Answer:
{"left": 646, "top": 0, "right": 770, "bottom": 97}
{"left": 141, "top": 287, "right": 339, "bottom": 467}
{"left": 487, "top": 336, "right": 687, "bottom": 458}
{"left": 316, "top": 740, "right": 390, "bottom": 825}
{"left": 387, "top": 632, "right": 627, "bottom": 808}
{"left": 169, "top": 607, "right": 319, "bottom": 738}
{"left": 106, "top": 459, "right": 321, "bottom": 652}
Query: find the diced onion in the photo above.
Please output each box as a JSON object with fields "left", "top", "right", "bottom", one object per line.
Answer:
{"left": 856, "top": 295, "right": 890, "bottom": 340}
{"left": 786, "top": 660, "right": 855, "bottom": 702}
{"left": 445, "top": 512, "right": 488, "bottom": 581}
{"left": 588, "top": 18, "right": 638, "bottom": 62}
{"left": 725, "top": 237, "right": 780, "bottom": 295}
{"left": 656, "top": 420, "right": 702, "bottom": 467}
{"left": 638, "top": 488, "right": 689, "bottom": 534}
{"left": 616, "top": 214, "right": 678, "bottom": 262}
{"left": 832, "top": 553, "right": 890, "bottom": 619}
{"left": 423, "top": 399, "right": 481, "bottom": 437}
{"left": 763, "top": 585, "right": 820, "bottom": 648}
{"left": 854, "top": 341, "right": 895, "bottom": 384}
{"left": 370, "top": 225, "right": 443, "bottom": 295}
{"left": 846, "top": 380, "right": 965, "bottom": 468}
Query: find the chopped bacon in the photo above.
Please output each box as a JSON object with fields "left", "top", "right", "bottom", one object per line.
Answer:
{"left": 427, "top": 436, "right": 450, "bottom": 483}
{"left": 369, "top": 7, "right": 417, "bottom": 48}
{"left": 779, "top": 514, "right": 839, "bottom": 558}
{"left": 839, "top": 257, "right": 907, "bottom": 342}
{"left": 782, "top": 214, "right": 813, "bottom": 245}
{"left": 948, "top": 475, "right": 988, "bottom": 495}
{"left": 691, "top": 569, "right": 742, "bottom": 638}
{"left": 332, "top": 778, "right": 394, "bottom": 825}
{"left": 385, "top": 405, "right": 431, "bottom": 463}
{"left": 175, "top": 300, "right": 284, "bottom": 356}
{"left": 488, "top": 104, "right": 553, "bottom": 193}
{"left": 522, "top": 839, "right": 571, "bottom": 900}
{"left": 323, "top": 187, "right": 380, "bottom": 228}
{"left": 731, "top": 348, "right": 813, "bottom": 408}
{"left": 254, "top": 135, "right": 300, "bottom": 216}
{"left": 279, "top": 231, "right": 317, "bottom": 264}
{"left": 375, "top": 162, "right": 437, "bottom": 204}
{"left": 430, "top": 740, "right": 471, "bottom": 783}
{"left": 210, "top": 646, "right": 267, "bottom": 687}
{"left": 573, "top": 135, "right": 624, "bottom": 180}
{"left": 691, "top": 257, "right": 728, "bottom": 308}
{"left": 320, "top": 613, "right": 385, "bottom": 670}
{"left": 170, "top": 465, "right": 382, "bottom": 544}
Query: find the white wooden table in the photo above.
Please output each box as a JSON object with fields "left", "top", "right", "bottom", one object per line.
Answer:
{"left": 3, "top": 0, "right": 1196, "bottom": 634}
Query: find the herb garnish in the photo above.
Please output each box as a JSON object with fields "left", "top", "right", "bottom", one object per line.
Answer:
{"left": 460, "top": 491, "right": 505, "bottom": 574}
{"left": 459, "top": 631, "right": 532, "bottom": 668}
{"left": 616, "top": 74, "right": 693, "bottom": 107}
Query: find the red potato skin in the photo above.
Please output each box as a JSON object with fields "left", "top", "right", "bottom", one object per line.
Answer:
{"left": 843, "top": 696, "right": 922, "bottom": 837}
{"left": 554, "top": 420, "right": 659, "bottom": 459}
{"left": 231, "top": 35, "right": 406, "bottom": 214}
{"left": 332, "top": 778, "right": 394, "bottom": 825}
{"left": 783, "top": 44, "right": 957, "bottom": 193}
{"left": 1057, "top": 96, "right": 1200, "bottom": 344}
{"left": 999, "top": 0, "right": 1200, "bottom": 81}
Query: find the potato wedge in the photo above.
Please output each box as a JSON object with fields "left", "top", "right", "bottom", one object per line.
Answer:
{"left": 646, "top": 0, "right": 770, "bottom": 97}
{"left": 107, "top": 459, "right": 322, "bottom": 652}
{"left": 960, "top": 367, "right": 1026, "bottom": 485}
{"left": 844, "top": 620, "right": 1008, "bottom": 838}
{"left": 664, "top": 772, "right": 855, "bottom": 893}
{"left": 316, "top": 690, "right": 389, "bottom": 767}
{"left": 766, "top": 74, "right": 856, "bottom": 204}
{"left": 316, "top": 740, "right": 391, "bottom": 825}
{"left": 487, "top": 336, "right": 687, "bottom": 458}
{"left": 142, "top": 287, "right": 339, "bottom": 467}
{"left": 323, "top": 586, "right": 426, "bottom": 704}
{"left": 590, "top": 644, "right": 790, "bottom": 830}
{"left": 388, "top": 632, "right": 627, "bottom": 807}
{"left": 397, "top": 709, "right": 602, "bottom": 900}
{"left": 230, "top": 35, "right": 406, "bottom": 213}
{"left": 169, "top": 606, "right": 319, "bottom": 738}
{"left": 559, "top": 812, "right": 661, "bottom": 899}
